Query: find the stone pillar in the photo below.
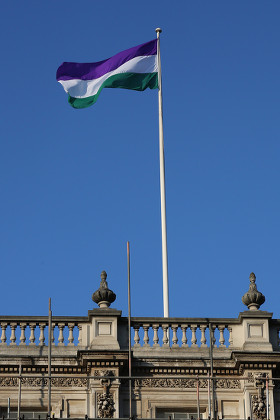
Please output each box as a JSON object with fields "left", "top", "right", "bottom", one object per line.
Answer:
{"left": 238, "top": 311, "right": 273, "bottom": 351}
{"left": 89, "top": 270, "right": 127, "bottom": 350}
{"left": 88, "top": 308, "right": 123, "bottom": 350}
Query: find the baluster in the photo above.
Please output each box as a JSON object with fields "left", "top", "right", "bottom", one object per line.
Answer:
{"left": 78, "top": 324, "right": 82, "bottom": 346}
{"left": 10, "top": 323, "right": 17, "bottom": 346}
{"left": 228, "top": 326, "right": 233, "bottom": 347}
{"left": 143, "top": 324, "right": 150, "bottom": 347}
{"left": 58, "top": 323, "right": 65, "bottom": 346}
{"left": 68, "top": 323, "right": 75, "bottom": 346}
{"left": 19, "top": 323, "right": 27, "bottom": 346}
{"left": 162, "top": 324, "right": 169, "bottom": 347}
{"left": 39, "top": 323, "right": 46, "bottom": 346}
{"left": 0, "top": 323, "right": 7, "bottom": 345}
{"left": 218, "top": 325, "right": 226, "bottom": 347}
{"left": 152, "top": 324, "right": 159, "bottom": 347}
{"left": 29, "top": 323, "right": 36, "bottom": 346}
{"left": 200, "top": 325, "right": 207, "bottom": 348}
{"left": 133, "top": 325, "right": 140, "bottom": 347}
{"left": 171, "top": 324, "right": 179, "bottom": 348}
{"left": 51, "top": 323, "right": 55, "bottom": 345}
{"left": 211, "top": 325, "right": 217, "bottom": 347}
{"left": 191, "top": 325, "right": 198, "bottom": 347}
{"left": 181, "top": 325, "right": 188, "bottom": 347}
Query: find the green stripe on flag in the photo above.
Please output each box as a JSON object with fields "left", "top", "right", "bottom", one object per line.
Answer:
{"left": 68, "top": 72, "right": 158, "bottom": 109}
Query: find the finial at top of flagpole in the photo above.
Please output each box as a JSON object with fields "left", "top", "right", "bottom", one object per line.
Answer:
{"left": 155, "top": 28, "right": 162, "bottom": 34}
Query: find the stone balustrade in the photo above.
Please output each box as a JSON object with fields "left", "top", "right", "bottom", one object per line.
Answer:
{"left": 0, "top": 311, "right": 279, "bottom": 351}
{"left": 131, "top": 318, "right": 236, "bottom": 349}
{"left": 0, "top": 317, "right": 86, "bottom": 347}
{"left": 131, "top": 314, "right": 280, "bottom": 351}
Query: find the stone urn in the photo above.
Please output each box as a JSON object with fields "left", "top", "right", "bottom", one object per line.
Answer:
{"left": 92, "top": 271, "right": 116, "bottom": 308}
{"left": 242, "top": 272, "right": 265, "bottom": 310}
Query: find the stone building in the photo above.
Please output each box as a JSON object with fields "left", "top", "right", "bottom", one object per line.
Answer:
{"left": 0, "top": 271, "right": 280, "bottom": 420}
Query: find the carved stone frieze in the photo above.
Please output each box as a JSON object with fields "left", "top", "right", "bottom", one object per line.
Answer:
{"left": 216, "top": 379, "right": 241, "bottom": 389}
{"left": 94, "top": 369, "right": 115, "bottom": 378}
{"left": 247, "top": 372, "right": 255, "bottom": 383}
{"left": 134, "top": 378, "right": 240, "bottom": 389}
{"left": 134, "top": 378, "right": 207, "bottom": 388}
{"left": 0, "top": 377, "right": 88, "bottom": 387}
{"left": 0, "top": 378, "right": 18, "bottom": 387}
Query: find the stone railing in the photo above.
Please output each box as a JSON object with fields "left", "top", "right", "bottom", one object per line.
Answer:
{"left": 268, "top": 319, "right": 280, "bottom": 350}
{"left": 131, "top": 313, "right": 278, "bottom": 351}
{"left": 0, "top": 316, "right": 87, "bottom": 347}
{"left": 0, "top": 310, "right": 278, "bottom": 352}
{"left": 131, "top": 318, "right": 237, "bottom": 349}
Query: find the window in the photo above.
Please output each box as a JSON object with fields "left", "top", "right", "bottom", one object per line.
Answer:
{"left": 3, "top": 410, "right": 47, "bottom": 419}
{"left": 156, "top": 409, "right": 198, "bottom": 419}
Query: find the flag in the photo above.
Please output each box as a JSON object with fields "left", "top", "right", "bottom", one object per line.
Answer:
{"left": 56, "top": 39, "right": 158, "bottom": 109}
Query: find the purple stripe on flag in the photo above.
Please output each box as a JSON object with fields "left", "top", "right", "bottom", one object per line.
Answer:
{"left": 56, "top": 39, "right": 157, "bottom": 82}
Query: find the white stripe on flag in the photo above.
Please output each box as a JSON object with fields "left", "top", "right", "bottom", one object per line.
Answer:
{"left": 58, "top": 55, "right": 157, "bottom": 98}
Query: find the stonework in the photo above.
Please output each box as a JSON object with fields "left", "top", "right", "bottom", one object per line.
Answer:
{"left": 0, "top": 377, "right": 88, "bottom": 388}
{"left": 0, "top": 273, "right": 279, "bottom": 420}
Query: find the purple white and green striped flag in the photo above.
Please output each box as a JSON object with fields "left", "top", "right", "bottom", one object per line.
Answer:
{"left": 56, "top": 39, "right": 158, "bottom": 109}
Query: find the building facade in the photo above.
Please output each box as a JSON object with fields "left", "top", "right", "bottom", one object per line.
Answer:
{"left": 0, "top": 271, "right": 280, "bottom": 420}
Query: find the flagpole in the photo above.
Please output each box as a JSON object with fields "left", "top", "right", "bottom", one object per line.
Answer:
{"left": 156, "top": 27, "right": 169, "bottom": 318}
{"left": 48, "top": 297, "right": 52, "bottom": 418}
{"left": 127, "top": 241, "right": 132, "bottom": 420}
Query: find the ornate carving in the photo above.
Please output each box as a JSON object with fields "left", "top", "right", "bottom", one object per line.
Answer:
{"left": 96, "top": 369, "right": 115, "bottom": 418}
{"left": 0, "top": 378, "right": 18, "bottom": 387}
{"left": 252, "top": 374, "right": 267, "bottom": 420}
{"left": 215, "top": 379, "right": 241, "bottom": 389}
{"left": 134, "top": 378, "right": 240, "bottom": 389}
{"left": 252, "top": 394, "right": 266, "bottom": 420}
{"left": 242, "top": 272, "right": 265, "bottom": 310}
{"left": 94, "top": 369, "right": 115, "bottom": 378}
{"left": 0, "top": 377, "right": 88, "bottom": 387}
{"left": 247, "top": 372, "right": 255, "bottom": 383}
{"left": 134, "top": 378, "right": 206, "bottom": 388}
{"left": 97, "top": 391, "right": 115, "bottom": 418}
{"left": 52, "top": 378, "right": 88, "bottom": 387}
{"left": 92, "top": 271, "right": 116, "bottom": 308}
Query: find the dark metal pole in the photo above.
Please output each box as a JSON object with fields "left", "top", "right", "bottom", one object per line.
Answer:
{"left": 17, "top": 365, "right": 21, "bottom": 420}
{"left": 127, "top": 242, "right": 132, "bottom": 420}
{"left": 208, "top": 371, "right": 211, "bottom": 419}
{"left": 209, "top": 323, "right": 215, "bottom": 420}
{"left": 48, "top": 298, "right": 52, "bottom": 418}
{"left": 266, "top": 375, "right": 269, "bottom": 420}
{"left": 197, "top": 375, "right": 200, "bottom": 420}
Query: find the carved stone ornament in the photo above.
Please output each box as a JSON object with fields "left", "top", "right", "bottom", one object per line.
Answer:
{"left": 97, "top": 370, "right": 115, "bottom": 418}
{"left": 92, "top": 271, "right": 116, "bottom": 308}
{"left": 0, "top": 377, "right": 88, "bottom": 388}
{"left": 252, "top": 374, "right": 267, "bottom": 420}
{"left": 97, "top": 391, "right": 115, "bottom": 418}
{"left": 252, "top": 394, "right": 267, "bottom": 420}
{"left": 134, "top": 378, "right": 240, "bottom": 389}
{"left": 94, "top": 369, "right": 115, "bottom": 378}
{"left": 247, "top": 372, "right": 255, "bottom": 383}
{"left": 242, "top": 273, "right": 265, "bottom": 310}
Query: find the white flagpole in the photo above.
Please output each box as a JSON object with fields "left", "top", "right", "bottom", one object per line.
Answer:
{"left": 48, "top": 297, "right": 52, "bottom": 418}
{"left": 156, "top": 28, "right": 170, "bottom": 318}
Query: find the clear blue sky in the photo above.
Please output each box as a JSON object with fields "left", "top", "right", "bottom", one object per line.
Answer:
{"left": 0, "top": 1, "right": 279, "bottom": 318}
